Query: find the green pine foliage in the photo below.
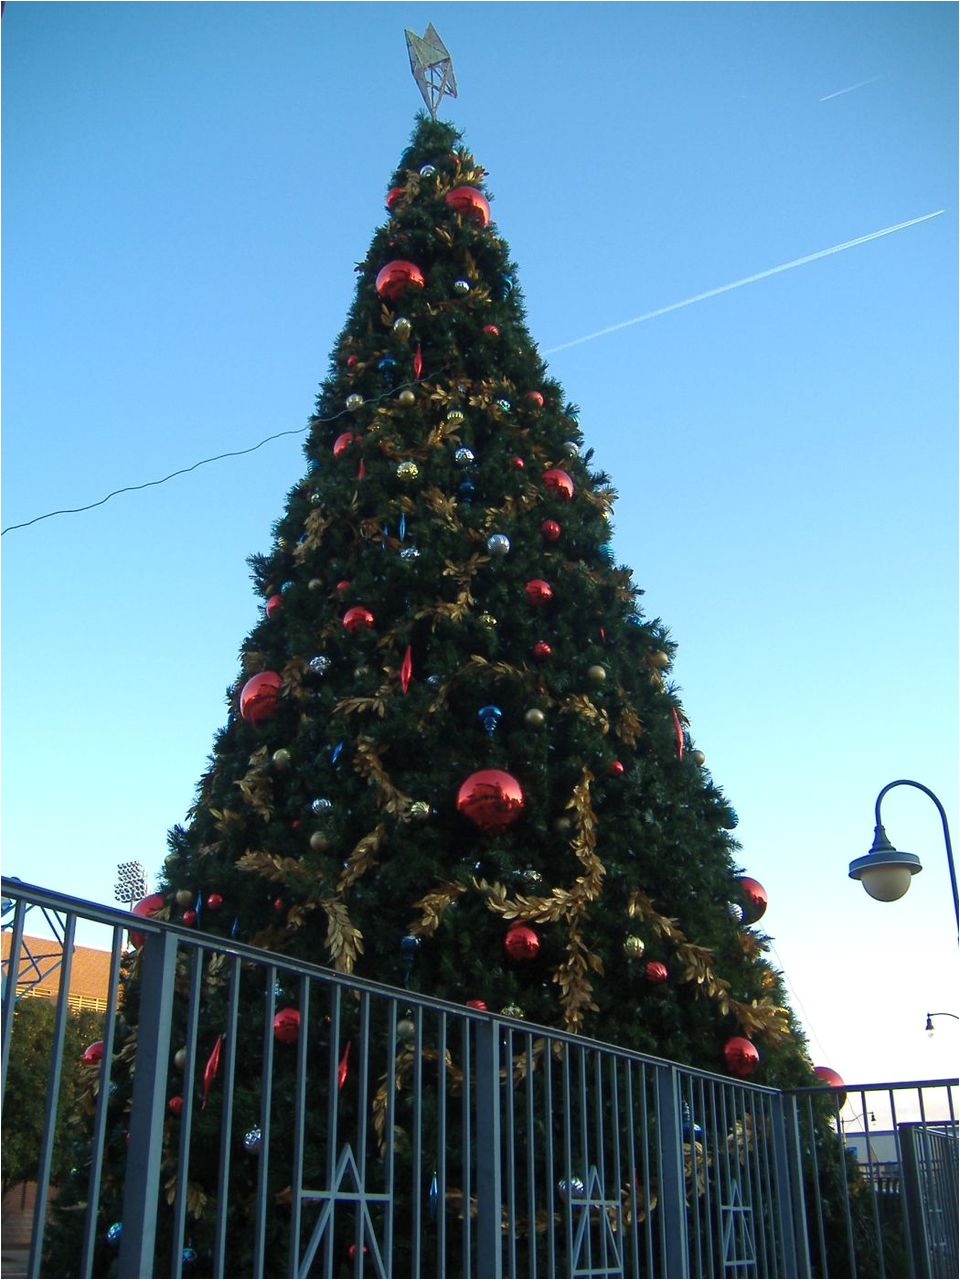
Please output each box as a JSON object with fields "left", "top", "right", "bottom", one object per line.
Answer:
{"left": 44, "top": 113, "right": 851, "bottom": 1277}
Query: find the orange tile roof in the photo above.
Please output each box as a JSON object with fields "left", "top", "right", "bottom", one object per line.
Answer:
{"left": 2, "top": 932, "right": 113, "bottom": 1009}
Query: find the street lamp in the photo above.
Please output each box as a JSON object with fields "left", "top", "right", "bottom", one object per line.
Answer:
{"left": 848, "top": 779, "right": 958, "bottom": 935}
{"left": 114, "top": 861, "right": 148, "bottom": 908}
{"left": 925, "top": 1011, "right": 959, "bottom": 1036}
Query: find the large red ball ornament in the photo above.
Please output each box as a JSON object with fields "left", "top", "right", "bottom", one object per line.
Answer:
{"left": 456, "top": 769, "right": 525, "bottom": 833}
{"left": 466, "top": 999, "right": 488, "bottom": 1011}
{"left": 240, "top": 671, "right": 282, "bottom": 725}
{"left": 736, "top": 877, "right": 768, "bottom": 926}
{"left": 526, "top": 391, "right": 544, "bottom": 408}
{"left": 385, "top": 186, "right": 404, "bottom": 210}
{"left": 265, "top": 594, "right": 282, "bottom": 618}
{"left": 644, "top": 961, "right": 669, "bottom": 984}
{"left": 525, "top": 579, "right": 553, "bottom": 606}
{"left": 273, "top": 1008, "right": 301, "bottom": 1045}
{"left": 129, "top": 892, "right": 167, "bottom": 948}
{"left": 375, "top": 260, "right": 425, "bottom": 302}
{"left": 168, "top": 1095, "right": 184, "bottom": 1116}
{"left": 81, "top": 1041, "right": 105, "bottom": 1065}
{"left": 444, "top": 186, "right": 491, "bottom": 226}
{"left": 504, "top": 924, "right": 540, "bottom": 962}
{"left": 205, "top": 892, "right": 224, "bottom": 911}
{"left": 532, "top": 641, "right": 552, "bottom": 661}
{"left": 342, "top": 606, "right": 375, "bottom": 634}
{"left": 723, "top": 1036, "right": 760, "bottom": 1078}
{"left": 609, "top": 760, "right": 625, "bottom": 777}
{"left": 541, "top": 519, "right": 561, "bottom": 542}
{"left": 333, "top": 431, "right": 357, "bottom": 457}
{"left": 543, "top": 469, "right": 575, "bottom": 500}
{"left": 813, "top": 1066, "right": 847, "bottom": 1107}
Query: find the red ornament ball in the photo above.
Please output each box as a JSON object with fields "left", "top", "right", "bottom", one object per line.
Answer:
{"left": 81, "top": 1041, "right": 105, "bottom": 1065}
{"left": 346, "top": 353, "right": 359, "bottom": 367}
{"left": 375, "top": 260, "right": 425, "bottom": 302}
{"left": 333, "top": 431, "right": 357, "bottom": 457}
{"left": 265, "top": 594, "right": 282, "bottom": 618}
{"left": 504, "top": 924, "right": 540, "bottom": 962}
{"left": 483, "top": 324, "right": 500, "bottom": 337}
{"left": 205, "top": 892, "right": 223, "bottom": 911}
{"left": 532, "top": 641, "right": 553, "bottom": 661}
{"left": 385, "top": 186, "right": 404, "bottom": 210}
{"left": 813, "top": 1066, "right": 847, "bottom": 1107}
{"left": 543, "top": 469, "right": 575, "bottom": 500}
{"left": 336, "top": 580, "right": 351, "bottom": 593}
{"left": 456, "top": 769, "right": 525, "bottom": 833}
{"left": 644, "top": 961, "right": 669, "bottom": 984}
{"left": 723, "top": 1036, "right": 760, "bottom": 1078}
{"left": 525, "top": 579, "right": 553, "bottom": 606}
{"left": 466, "top": 999, "right": 488, "bottom": 1011}
{"left": 526, "top": 390, "right": 545, "bottom": 408}
{"left": 444, "top": 186, "right": 491, "bottom": 226}
{"left": 510, "top": 456, "right": 525, "bottom": 469}
{"left": 239, "top": 671, "right": 282, "bottom": 725}
{"left": 168, "top": 1095, "right": 184, "bottom": 1116}
{"left": 736, "top": 876, "right": 768, "bottom": 926}
{"left": 273, "top": 1008, "right": 301, "bottom": 1045}
{"left": 609, "top": 760, "right": 625, "bottom": 777}
{"left": 541, "top": 519, "right": 561, "bottom": 542}
{"left": 181, "top": 910, "right": 196, "bottom": 926}
{"left": 129, "top": 892, "right": 167, "bottom": 948}
{"left": 342, "top": 606, "right": 375, "bottom": 634}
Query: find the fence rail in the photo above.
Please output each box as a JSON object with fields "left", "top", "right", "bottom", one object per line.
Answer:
{"left": 1, "top": 877, "right": 956, "bottom": 1278}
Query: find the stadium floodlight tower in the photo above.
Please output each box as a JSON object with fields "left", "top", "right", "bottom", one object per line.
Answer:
{"left": 114, "top": 861, "right": 148, "bottom": 909}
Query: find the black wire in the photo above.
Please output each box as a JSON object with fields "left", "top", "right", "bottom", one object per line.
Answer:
{"left": 1, "top": 372, "right": 441, "bottom": 537}
{"left": 1, "top": 427, "right": 309, "bottom": 535}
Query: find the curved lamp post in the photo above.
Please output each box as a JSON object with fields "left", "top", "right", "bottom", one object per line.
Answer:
{"left": 848, "top": 779, "right": 958, "bottom": 935}
{"left": 925, "top": 1011, "right": 959, "bottom": 1036}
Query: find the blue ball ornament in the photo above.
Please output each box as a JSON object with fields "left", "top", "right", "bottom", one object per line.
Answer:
{"left": 106, "top": 1223, "right": 123, "bottom": 1247}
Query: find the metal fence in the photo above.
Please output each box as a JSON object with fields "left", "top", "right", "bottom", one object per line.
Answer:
{"left": 1, "top": 877, "right": 956, "bottom": 1279}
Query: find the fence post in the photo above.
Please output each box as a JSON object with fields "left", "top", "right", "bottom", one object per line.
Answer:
{"left": 119, "top": 928, "right": 177, "bottom": 1279}
{"left": 475, "top": 1018, "right": 503, "bottom": 1278}
{"left": 655, "top": 1063, "right": 689, "bottom": 1278}
{"left": 770, "top": 1092, "right": 811, "bottom": 1277}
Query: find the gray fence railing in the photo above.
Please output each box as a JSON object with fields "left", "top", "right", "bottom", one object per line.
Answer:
{"left": 2, "top": 877, "right": 957, "bottom": 1279}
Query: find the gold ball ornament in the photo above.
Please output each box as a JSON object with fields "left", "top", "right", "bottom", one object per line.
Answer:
{"left": 396, "top": 460, "right": 420, "bottom": 481}
{"left": 174, "top": 1048, "right": 187, "bottom": 1071}
{"left": 397, "top": 388, "right": 416, "bottom": 406}
{"left": 346, "top": 394, "right": 364, "bottom": 412}
{"left": 479, "top": 613, "right": 497, "bottom": 628}
{"left": 524, "top": 708, "right": 546, "bottom": 729}
{"left": 649, "top": 650, "right": 671, "bottom": 669}
{"left": 393, "top": 317, "right": 412, "bottom": 340}
{"left": 555, "top": 816, "right": 572, "bottom": 834}
{"left": 446, "top": 408, "right": 465, "bottom": 425}
{"left": 587, "top": 664, "right": 607, "bottom": 684}
{"left": 691, "top": 749, "right": 706, "bottom": 766}
{"left": 408, "top": 801, "right": 431, "bottom": 821}
{"left": 272, "top": 748, "right": 292, "bottom": 770}
{"left": 397, "top": 1018, "right": 416, "bottom": 1042}
{"left": 175, "top": 889, "right": 194, "bottom": 907}
{"left": 623, "top": 935, "right": 646, "bottom": 960}
{"left": 308, "top": 578, "right": 323, "bottom": 591}
{"left": 309, "top": 831, "right": 331, "bottom": 852}
{"left": 501, "top": 1004, "right": 525, "bottom": 1020}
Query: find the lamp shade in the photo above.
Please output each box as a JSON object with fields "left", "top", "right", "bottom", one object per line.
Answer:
{"left": 849, "top": 824, "right": 922, "bottom": 902}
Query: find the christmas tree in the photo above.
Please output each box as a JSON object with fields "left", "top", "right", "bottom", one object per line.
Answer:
{"left": 48, "top": 108, "right": 845, "bottom": 1278}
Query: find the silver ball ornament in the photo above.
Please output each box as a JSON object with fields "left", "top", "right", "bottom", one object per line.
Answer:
{"left": 453, "top": 279, "right": 471, "bottom": 295}
{"left": 311, "top": 798, "right": 333, "bottom": 815}
{"left": 454, "top": 447, "right": 474, "bottom": 466}
{"left": 486, "top": 533, "right": 511, "bottom": 557}
{"left": 345, "top": 394, "right": 364, "bottom": 412}
{"left": 243, "top": 1127, "right": 263, "bottom": 1153}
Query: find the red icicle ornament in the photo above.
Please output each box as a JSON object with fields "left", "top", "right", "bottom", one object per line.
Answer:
{"left": 413, "top": 344, "right": 423, "bottom": 379}
{"left": 202, "top": 1034, "right": 225, "bottom": 1110}
{"left": 672, "top": 708, "right": 684, "bottom": 760}
{"left": 400, "top": 645, "right": 413, "bottom": 693}
{"left": 338, "top": 1041, "right": 351, "bottom": 1091}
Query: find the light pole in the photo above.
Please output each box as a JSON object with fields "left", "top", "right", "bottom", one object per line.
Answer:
{"left": 925, "top": 1011, "right": 959, "bottom": 1036}
{"left": 848, "top": 779, "right": 958, "bottom": 937}
{"left": 114, "top": 860, "right": 148, "bottom": 909}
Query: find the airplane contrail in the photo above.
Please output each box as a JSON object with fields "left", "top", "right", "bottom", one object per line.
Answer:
{"left": 820, "top": 75, "right": 882, "bottom": 102}
{"left": 543, "top": 210, "right": 944, "bottom": 356}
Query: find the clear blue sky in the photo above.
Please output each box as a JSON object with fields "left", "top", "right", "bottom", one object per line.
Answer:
{"left": 2, "top": 2, "right": 957, "bottom": 1094}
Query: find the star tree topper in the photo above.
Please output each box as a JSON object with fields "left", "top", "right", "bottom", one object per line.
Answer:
{"left": 405, "top": 24, "right": 458, "bottom": 119}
